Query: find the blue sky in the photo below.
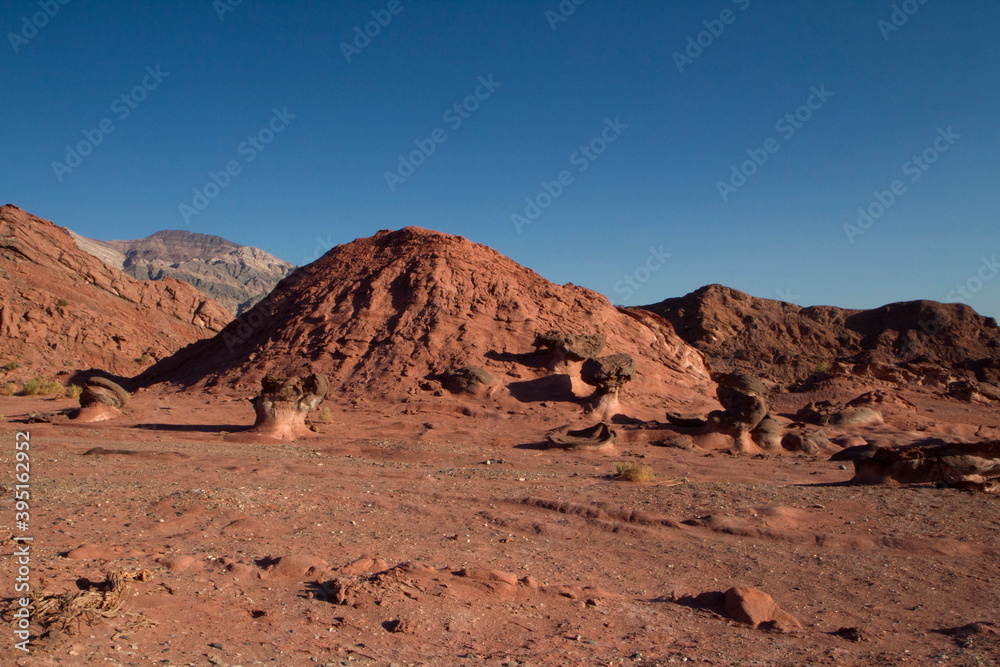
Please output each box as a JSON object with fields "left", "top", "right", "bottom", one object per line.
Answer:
{"left": 3, "top": 0, "right": 999, "bottom": 317}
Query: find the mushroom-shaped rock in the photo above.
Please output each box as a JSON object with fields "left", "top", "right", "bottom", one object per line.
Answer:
{"left": 705, "top": 372, "right": 769, "bottom": 453}
{"left": 581, "top": 353, "right": 636, "bottom": 419}
{"left": 72, "top": 377, "right": 128, "bottom": 422}
{"left": 250, "top": 373, "right": 329, "bottom": 440}
{"left": 440, "top": 365, "right": 494, "bottom": 396}
{"left": 534, "top": 330, "right": 607, "bottom": 396}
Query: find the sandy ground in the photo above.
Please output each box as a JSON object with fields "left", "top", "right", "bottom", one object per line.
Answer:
{"left": 1, "top": 387, "right": 998, "bottom": 666}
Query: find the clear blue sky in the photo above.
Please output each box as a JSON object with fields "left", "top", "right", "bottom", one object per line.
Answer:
{"left": 3, "top": 0, "right": 999, "bottom": 317}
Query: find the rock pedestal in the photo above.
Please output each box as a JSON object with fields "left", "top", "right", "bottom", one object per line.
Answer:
{"left": 250, "top": 373, "right": 329, "bottom": 440}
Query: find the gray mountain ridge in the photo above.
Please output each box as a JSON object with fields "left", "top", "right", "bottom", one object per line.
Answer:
{"left": 69, "top": 229, "right": 295, "bottom": 316}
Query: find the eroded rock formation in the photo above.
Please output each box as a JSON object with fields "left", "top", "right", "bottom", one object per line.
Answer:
{"left": 250, "top": 373, "right": 329, "bottom": 440}
{"left": 581, "top": 353, "right": 636, "bottom": 420}
{"left": 72, "top": 377, "right": 128, "bottom": 422}
{"left": 832, "top": 440, "right": 1000, "bottom": 492}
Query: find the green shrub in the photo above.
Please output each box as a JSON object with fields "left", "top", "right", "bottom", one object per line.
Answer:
{"left": 614, "top": 461, "right": 655, "bottom": 483}
{"left": 2, "top": 382, "right": 16, "bottom": 397}
{"left": 63, "top": 359, "right": 75, "bottom": 367}
{"left": 20, "top": 378, "right": 64, "bottom": 396}
{"left": 135, "top": 353, "right": 150, "bottom": 366}
{"left": 814, "top": 361, "right": 832, "bottom": 374}
{"left": 1, "top": 362, "right": 20, "bottom": 373}
{"left": 56, "top": 298, "right": 68, "bottom": 307}
{"left": 65, "top": 384, "right": 83, "bottom": 399}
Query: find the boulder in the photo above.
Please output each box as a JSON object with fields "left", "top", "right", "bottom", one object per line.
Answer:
{"left": 440, "top": 365, "right": 493, "bottom": 396}
{"left": 250, "top": 373, "right": 329, "bottom": 440}
{"left": 724, "top": 587, "right": 801, "bottom": 630}
{"left": 781, "top": 427, "right": 835, "bottom": 454}
{"left": 750, "top": 417, "right": 784, "bottom": 451}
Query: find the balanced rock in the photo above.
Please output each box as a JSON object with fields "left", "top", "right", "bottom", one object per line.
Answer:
{"left": 250, "top": 373, "right": 329, "bottom": 440}
{"left": 581, "top": 353, "right": 636, "bottom": 419}
{"left": 534, "top": 330, "right": 606, "bottom": 363}
{"left": 710, "top": 372, "right": 768, "bottom": 432}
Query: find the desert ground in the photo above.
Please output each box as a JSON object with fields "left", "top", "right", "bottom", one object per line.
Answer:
{"left": 2, "top": 380, "right": 998, "bottom": 667}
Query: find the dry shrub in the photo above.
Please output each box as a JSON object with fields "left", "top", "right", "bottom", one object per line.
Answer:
{"left": 30, "top": 570, "right": 151, "bottom": 634}
{"left": 317, "top": 406, "right": 334, "bottom": 424}
{"left": 64, "top": 384, "right": 83, "bottom": 399}
{"left": 614, "top": 461, "right": 655, "bottom": 483}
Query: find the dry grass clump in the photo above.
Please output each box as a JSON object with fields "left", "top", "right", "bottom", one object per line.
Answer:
{"left": 30, "top": 570, "right": 151, "bottom": 634}
{"left": 317, "top": 406, "right": 334, "bottom": 424}
{"left": 614, "top": 461, "right": 655, "bottom": 483}
{"left": 64, "top": 384, "right": 83, "bottom": 399}
{"left": 20, "top": 378, "right": 64, "bottom": 396}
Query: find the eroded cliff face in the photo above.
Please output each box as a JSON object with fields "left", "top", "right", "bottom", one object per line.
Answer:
{"left": 0, "top": 204, "right": 232, "bottom": 380}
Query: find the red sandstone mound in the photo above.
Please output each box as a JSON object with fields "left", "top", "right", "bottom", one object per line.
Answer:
{"left": 643, "top": 284, "right": 1000, "bottom": 389}
{"left": 0, "top": 204, "right": 232, "bottom": 381}
{"left": 140, "top": 227, "right": 714, "bottom": 416}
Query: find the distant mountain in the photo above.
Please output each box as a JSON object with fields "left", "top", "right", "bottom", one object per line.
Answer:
{"left": 642, "top": 283, "right": 1000, "bottom": 387}
{"left": 0, "top": 204, "right": 231, "bottom": 380}
{"left": 70, "top": 229, "right": 295, "bottom": 315}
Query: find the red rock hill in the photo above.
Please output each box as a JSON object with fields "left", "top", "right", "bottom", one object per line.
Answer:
{"left": 643, "top": 284, "right": 1000, "bottom": 387}
{"left": 0, "top": 204, "right": 232, "bottom": 381}
{"left": 141, "top": 227, "right": 713, "bottom": 414}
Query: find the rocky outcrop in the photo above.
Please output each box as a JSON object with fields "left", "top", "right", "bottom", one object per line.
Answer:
{"left": 831, "top": 440, "right": 1000, "bottom": 491}
{"left": 0, "top": 204, "right": 231, "bottom": 380}
{"left": 72, "top": 229, "right": 295, "bottom": 316}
